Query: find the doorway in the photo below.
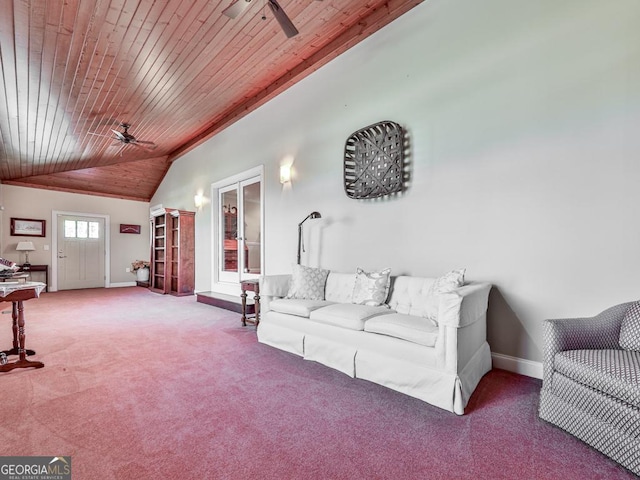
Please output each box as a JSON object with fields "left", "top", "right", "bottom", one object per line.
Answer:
{"left": 213, "top": 166, "right": 263, "bottom": 287}
{"left": 51, "top": 211, "right": 110, "bottom": 291}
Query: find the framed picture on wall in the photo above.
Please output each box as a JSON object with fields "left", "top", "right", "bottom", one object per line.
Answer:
{"left": 10, "top": 218, "right": 46, "bottom": 237}
{"left": 120, "top": 224, "right": 141, "bottom": 234}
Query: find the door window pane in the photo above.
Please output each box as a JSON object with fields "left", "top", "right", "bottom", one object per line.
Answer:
{"left": 77, "top": 221, "right": 88, "bottom": 238}
{"left": 89, "top": 222, "right": 100, "bottom": 238}
{"left": 64, "top": 220, "right": 76, "bottom": 238}
{"left": 221, "top": 189, "right": 238, "bottom": 273}
{"left": 243, "top": 181, "right": 261, "bottom": 274}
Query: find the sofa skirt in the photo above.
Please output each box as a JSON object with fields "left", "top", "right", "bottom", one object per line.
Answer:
{"left": 258, "top": 322, "right": 305, "bottom": 357}
{"left": 356, "top": 341, "right": 491, "bottom": 415}
{"left": 257, "top": 313, "right": 492, "bottom": 414}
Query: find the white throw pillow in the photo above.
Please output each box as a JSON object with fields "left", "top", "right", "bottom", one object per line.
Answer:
{"left": 424, "top": 268, "right": 466, "bottom": 322}
{"left": 286, "top": 264, "right": 329, "bottom": 301}
{"left": 620, "top": 301, "right": 640, "bottom": 351}
{"left": 352, "top": 268, "right": 391, "bottom": 306}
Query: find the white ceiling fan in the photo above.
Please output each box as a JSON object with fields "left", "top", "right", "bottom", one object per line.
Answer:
{"left": 223, "top": 0, "right": 322, "bottom": 38}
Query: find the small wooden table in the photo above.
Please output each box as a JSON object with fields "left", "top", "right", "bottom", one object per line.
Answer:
{"left": 19, "top": 264, "right": 49, "bottom": 292}
{"left": 240, "top": 279, "right": 260, "bottom": 327}
{"left": 0, "top": 282, "right": 46, "bottom": 372}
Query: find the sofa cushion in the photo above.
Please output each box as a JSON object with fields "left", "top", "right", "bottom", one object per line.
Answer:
{"left": 554, "top": 349, "right": 640, "bottom": 409}
{"left": 286, "top": 264, "right": 330, "bottom": 300}
{"left": 619, "top": 301, "right": 640, "bottom": 352}
{"left": 364, "top": 313, "right": 439, "bottom": 347}
{"left": 309, "top": 303, "right": 393, "bottom": 331}
{"left": 351, "top": 267, "right": 391, "bottom": 306}
{"left": 269, "top": 298, "right": 334, "bottom": 318}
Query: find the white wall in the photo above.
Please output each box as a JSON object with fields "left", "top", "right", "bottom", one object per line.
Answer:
{"left": 152, "top": 0, "right": 640, "bottom": 365}
{"left": 1, "top": 184, "right": 150, "bottom": 286}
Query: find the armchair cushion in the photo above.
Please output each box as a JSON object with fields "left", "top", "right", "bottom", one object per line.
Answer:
{"left": 554, "top": 349, "right": 640, "bottom": 409}
{"left": 619, "top": 301, "right": 640, "bottom": 352}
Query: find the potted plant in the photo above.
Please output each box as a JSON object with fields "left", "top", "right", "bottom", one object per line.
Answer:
{"left": 131, "top": 260, "right": 150, "bottom": 282}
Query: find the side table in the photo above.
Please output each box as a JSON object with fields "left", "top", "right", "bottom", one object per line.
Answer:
{"left": 19, "top": 265, "right": 48, "bottom": 292}
{"left": 240, "top": 279, "right": 260, "bottom": 327}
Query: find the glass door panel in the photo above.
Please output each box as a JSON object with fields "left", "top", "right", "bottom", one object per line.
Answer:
{"left": 220, "top": 187, "right": 239, "bottom": 282}
{"left": 242, "top": 179, "right": 261, "bottom": 276}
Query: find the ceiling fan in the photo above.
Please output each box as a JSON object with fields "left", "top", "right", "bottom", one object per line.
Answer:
{"left": 223, "top": 0, "right": 322, "bottom": 38}
{"left": 88, "top": 123, "right": 157, "bottom": 153}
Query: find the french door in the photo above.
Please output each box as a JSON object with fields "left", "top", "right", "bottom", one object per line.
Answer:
{"left": 217, "top": 175, "right": 262, "bottom": 284}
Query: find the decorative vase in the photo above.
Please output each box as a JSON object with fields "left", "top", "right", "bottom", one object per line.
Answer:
{"left": 136, "top": 267, "right": 150, "bottom": 282}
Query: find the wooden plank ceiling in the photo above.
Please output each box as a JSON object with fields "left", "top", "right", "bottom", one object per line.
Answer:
{"left": 0, "top": 0, "right": 423, "bottom": 201}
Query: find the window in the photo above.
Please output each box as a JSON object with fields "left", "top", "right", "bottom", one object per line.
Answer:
{"left": 64, "top": 220, "right": 100, "bottom": 239}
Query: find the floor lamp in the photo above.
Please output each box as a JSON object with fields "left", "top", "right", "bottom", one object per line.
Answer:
{"left": 297, "top": 212, "right": 321, "bottom": 264}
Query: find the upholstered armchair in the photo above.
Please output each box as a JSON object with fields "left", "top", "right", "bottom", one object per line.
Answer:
{"left": 538, "top": 301, "right": 640, "bottom": 475}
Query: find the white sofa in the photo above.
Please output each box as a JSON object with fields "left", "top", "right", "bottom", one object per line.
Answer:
{"left": 257, "top": 269, "right": 492, "bottom": 415}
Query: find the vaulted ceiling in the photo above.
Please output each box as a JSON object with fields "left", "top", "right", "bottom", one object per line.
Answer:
{"left": 0, "top": 0, "right": 423, "bottom": 202}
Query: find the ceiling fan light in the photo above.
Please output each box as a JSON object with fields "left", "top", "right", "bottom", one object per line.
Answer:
{"left": 223, "top": 0, "right": 254, "bottom": 19}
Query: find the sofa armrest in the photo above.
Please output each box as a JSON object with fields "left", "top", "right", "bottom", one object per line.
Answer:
{"left": 435, "top": 282, "right": 491, "bottom": 372}
{"left": 542, "top": 302, "right": 631, "bottom": 386}
{"left": 259, "top": 274, "right": 291, "bottom": 313}
{"left": 438, "top": 282, "right": 492, "bottom": 328}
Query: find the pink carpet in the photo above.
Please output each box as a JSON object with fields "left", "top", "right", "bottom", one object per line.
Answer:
{"left": 0, "top": 287, "right": 634, "bottom": 479}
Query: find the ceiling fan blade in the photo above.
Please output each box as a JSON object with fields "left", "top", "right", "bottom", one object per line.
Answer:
{"left": 88, "top": 132, "right": 115, "bottom": 139}
{"left": 267, "top": 0, "right": 299, "bottom": 38}
{"left": 111, "top": 129, "right": 127, "bottom": 142}
{"left": 134, "top": 140, "right": 157, "bottom": 150}
{"left": 223, "top": 0, "right": 254, "bottom": 19}
{"left": 130, "top": 142, "right": 156, "bottom": 152}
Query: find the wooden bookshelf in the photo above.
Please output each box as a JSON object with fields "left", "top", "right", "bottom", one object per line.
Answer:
{"left": 149, "top": 208, "right": 194, "bottom": 296}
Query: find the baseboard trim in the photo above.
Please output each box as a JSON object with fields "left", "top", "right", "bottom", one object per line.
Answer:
{"left": 492, "top": 353, "right": 543, "bottom": 379}
{"left": 110, "top": 281, "right": 136, "bottom": 288}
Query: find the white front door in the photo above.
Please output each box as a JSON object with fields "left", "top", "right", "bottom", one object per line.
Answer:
{"left": 56, "top": 214, "right": 106, "bottom": 290}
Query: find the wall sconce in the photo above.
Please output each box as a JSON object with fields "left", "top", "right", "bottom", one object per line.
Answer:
{"left": 280, "top": 164, "right": 292, "bottom": 184}
{"left": 194, "top": 193, "right": 204, "bottom": 209}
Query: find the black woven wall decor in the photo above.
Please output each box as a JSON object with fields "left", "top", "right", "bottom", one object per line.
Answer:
{"left": 343, "top": 120, "right": 406, "bottom": 199}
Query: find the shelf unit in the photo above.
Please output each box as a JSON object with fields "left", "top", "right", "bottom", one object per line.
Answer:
{"left": 150, "top": 208, "right": 195, "bottom": 296}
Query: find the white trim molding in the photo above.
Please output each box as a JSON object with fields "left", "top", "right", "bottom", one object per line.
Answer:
{"left": 110, "top": 281, "right": 137, "bottom": 288}
{"left": 492, "top": 353, "right": 543, "bottom": 379}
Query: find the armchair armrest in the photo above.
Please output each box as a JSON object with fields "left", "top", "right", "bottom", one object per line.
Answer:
{"left": 542, "top": 302, "right": 632, "bottom": 386}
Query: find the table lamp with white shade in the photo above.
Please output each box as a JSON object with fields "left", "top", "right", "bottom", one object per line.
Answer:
{"left": 16, "top": 241, "right": 35, "bottom": 267}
